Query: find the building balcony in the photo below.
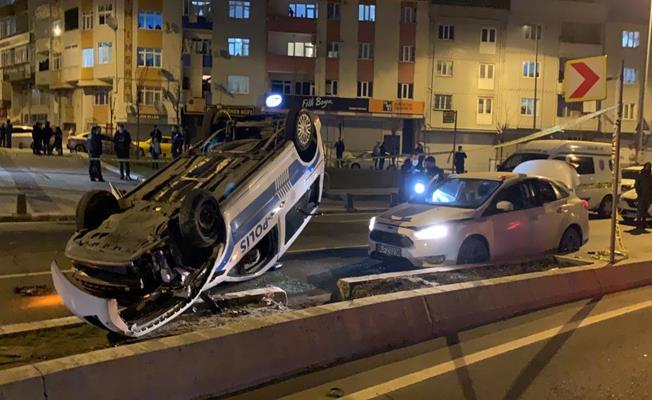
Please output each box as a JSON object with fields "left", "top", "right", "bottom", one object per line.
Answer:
{"left": 267, "top": 15, "right": 317, "bottom": 34}
{"left": 266, "top": 53, "right": 315, "bottom": 74}
{"left": 35, "top": 37, "right": 50, "bottom": 54}
{"left": 3, "top": 64, "right": 32, "bottom": 82}
{"left": 35, "top": 68, "right": 50, "bottom": 87}
{"left": 0, "top": 81, "right": 10, "bottom": 102}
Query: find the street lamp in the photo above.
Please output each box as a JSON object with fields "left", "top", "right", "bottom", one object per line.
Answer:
{"left": 636, "top": 1, "right": 652, "bottom": 163}
{"left": 106, "top": 16, "right": 118, "bottom": 134}
{"left": 52, "top": 20, "right": 62, "bottom": 37}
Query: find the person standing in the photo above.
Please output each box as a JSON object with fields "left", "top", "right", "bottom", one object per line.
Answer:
{"left": 183, "top": 127, "right": 194, "bottom": 152}
{"left": 5, "top": 119, "right": 12, "bottom": 148}
{"left": 42, "top": 121, "right": 53, "bottom": 155}
{"left": 398, "top": 157, "right": 415, "bottom": 204}
{"left": 635, "top": 162, "right": 652, "bottom": 230}
{"left": 372, "top": 142, "right": 380, "bottom": 170}
{"left": 171, "top": 126, "right": 184, "bottom": 159}
{"left": 32, "top": 121, "right": 42, "bottom": 155}
{"left": 53, "top": 126, "right": 63, "bottom": 156}
{"left": 114, "top": 124, "right": 132, "bottom": 180}
{"left": 454, "top": 145, "right": 467, "bottom": 174}
{"left": 334, "top": 137, "right": 345, "bottom": 168}
{"left": 149, "top": 125, "right": 162, "bottom": 169}
{"left": 87, "top": 126, "right": 104, "bottom": 182}
{"left": 0, "top": 121, "right": 5, "bottom": 148}
{"left": 415, "top": 142, "right": 425, "bottom": 170}
{"left": 378, "top": 142, "right": 387, "bottom": 170}
{"left": 422, "top": 156, "right": 444, "bottom": 183}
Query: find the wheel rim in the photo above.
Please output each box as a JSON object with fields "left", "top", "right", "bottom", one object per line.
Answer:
{"left": 241, "top": 249, "right": 262, "bottom": 274}
{"left": 198, "top": 201, "right": 218, "bottom": 234}
{"left": 602, "top": 198, "right": 613, "bottom": 215}
{"left": 296, "top": 113, "right": 313, "bottom": 150}
{"left": 460, "top": 241, "right": 487, "bottom": 264}
{"left": 561, "top": 230, "right": 580, "bottom": 252}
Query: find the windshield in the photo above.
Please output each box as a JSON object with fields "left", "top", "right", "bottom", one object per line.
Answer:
{"left": 413, "top": 178, "right": 502, "bottom": 209}
{"left": 498, "top": 153, "right": 549, "bottom": 172}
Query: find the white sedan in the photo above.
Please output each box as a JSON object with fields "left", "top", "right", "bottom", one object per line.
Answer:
{"left": 369, "top": 160, "right": 589, "bottom": 266}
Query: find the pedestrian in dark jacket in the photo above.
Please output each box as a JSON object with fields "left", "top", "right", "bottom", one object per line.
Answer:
{"left": 635, "top": 162, "right": 652, "bottom": 230}
{"left": 0, "top": 123, "right": 5, "bottom": 148}
{"left": 334, "top": 138, "right": 345, "bottom": 168}
{"left": 454, "top": 145, "right": 467, "bottom": 174}
{"left": 378, "top": 143, "right": 387, "bottom": 170}
{"left": 171, "top": 126, "right": 183, "bottom": 159}
{"left": 42, "top": 121, "right": 53, "bottom": 155}
{"left": 149, "top": 125, "right": 162, "bottom": 169}
{"left": 32, "top": 122, "right": 42, "bottom": 155}
{"left": 423, "top": 156, "right": 445, "bottom": 183}
{"left": 114, "top": 124, "right": 132, "bottom": 180}
{"left": 53, "top": 126, "right": 63, "bottom": 156}
{"left": 87, "top": 127, "right": 104, "bottom": 182}
{"left": 398, "top": 157, "right": 417, "bottom": 203}
{"left": 5, "top": 120, "right": 12, "bottom": 148}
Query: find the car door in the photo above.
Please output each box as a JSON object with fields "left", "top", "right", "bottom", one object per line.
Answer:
{"left": 484, "top": 182, "right": 532, "bottom": 260}
{"left": 524, "top": 178, "right": 569, "bottom": 254}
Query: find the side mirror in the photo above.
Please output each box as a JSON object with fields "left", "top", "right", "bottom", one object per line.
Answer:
{"left": 496, "top": 201, "right": 514, "bottom": 213}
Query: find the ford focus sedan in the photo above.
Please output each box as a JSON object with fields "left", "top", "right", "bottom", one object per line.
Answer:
{"left": 369, "top": 160, "right": 589, "bottom": 266}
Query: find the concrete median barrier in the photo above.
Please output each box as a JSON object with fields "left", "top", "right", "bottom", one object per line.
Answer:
{"left": 3, "top": 258, "right": 652, "bottom": 399}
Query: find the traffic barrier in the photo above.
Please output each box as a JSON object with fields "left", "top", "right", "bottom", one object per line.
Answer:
{"left": 4, "top": 258, "right": 652, "bottom": 399}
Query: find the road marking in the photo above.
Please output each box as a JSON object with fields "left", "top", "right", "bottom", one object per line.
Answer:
{"left": 0, "top": 269, "right": 73, "bottom": 280}
{"left": 339, "top": 298, "right": 652, "bottom": 399}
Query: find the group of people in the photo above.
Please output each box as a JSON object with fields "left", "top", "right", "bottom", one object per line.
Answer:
{"left": 0, "top": 120, "right": 13, "bottom": 148}
{"left": 32, "top": 121, "right": 64, "bottom": 156}
{"left": 398, "top": 155, "right": 446, "bottom": 203}
{"left": 86, "top": 124, "right": 188, "bottom": 182}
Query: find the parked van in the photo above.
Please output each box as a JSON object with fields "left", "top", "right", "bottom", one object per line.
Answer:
{"left": 498, "top": 140, "right": 615, "bottom": 217}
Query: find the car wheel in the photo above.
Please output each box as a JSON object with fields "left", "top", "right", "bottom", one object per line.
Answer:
{"left": 558, "top": 226, "right": 582, "bottom": 253}
{"left": 285, "top": 109, "right": 318, "bottom": 163}
{"left": 597, "top": 195, "right": 613, "bottom": 218}
{"left": 351, "top": 163, "right": 361, "bottom": 169}
{"left": 179, "top": 189, "right": 224, "bottom": 248}
{"left": 75, "top": 144, "right": 86, "bottom": 153}
{"left": 457, "top": 237, "right": 489, "bottom": 265}
{"left": 75, "top": 190, "right": 120, "bottom": 232}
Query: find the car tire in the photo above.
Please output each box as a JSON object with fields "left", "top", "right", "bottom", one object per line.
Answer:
{"left": 597, "top": 195, "right": 613, "bottom": 218}
{"left": 75, "top": 190, "right": 120, "bottom": 232}
{"left": 351, "top": 163, "right": 361, "bottom": 169}
{"left": 75, "top": 144, "right": 86, "bottom": 153}
{"left": 285, "top": 109, "right": 318, "bottom": 163}
{"left": 179, "top": 189, "right": 224, "bottom": 248}
{"left": 558, "top": 226, "right": 582, "bottom": 253}
{"left": 457, "top": 237, "right": 490, "bottom": 265}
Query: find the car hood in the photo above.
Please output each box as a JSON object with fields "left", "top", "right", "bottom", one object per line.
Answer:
{"left": 622, "top": 189, "right": 637, "bottom": 200}
{"left": 379, "top": 203, "right": 476, "bottom": 228}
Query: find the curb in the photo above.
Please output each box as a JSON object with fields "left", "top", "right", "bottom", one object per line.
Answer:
{"left": 4, "top": 258, "right": 652, "bottom": 399}
{"left": 0, "top": 214, "right": 75, "bottom": 223}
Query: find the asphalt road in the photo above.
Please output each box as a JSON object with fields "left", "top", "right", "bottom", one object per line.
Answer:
{"left": 231, "top": 284, "right": 652, "bottom": 400}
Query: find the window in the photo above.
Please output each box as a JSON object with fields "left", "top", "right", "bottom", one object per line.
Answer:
{"left": 481, "top": 27, "right": 496, "bottom": 43}
{"left": 187, "top": 1, "right": 212, "bottom": 17}
{"left": 529, "top": 179, "right": 557, "bottom": 204}
{"left": 289, "top": 3, "right": 318, "bottom": 19}
{"left": 438, "top": 25, "right": 454, "bottom": 40}
{"left": 98, "top": 4, "right": 113, "bottom": 25}
{"left": 184, "top": 38, "right": 212, "bottom": 54}
{"left": 434, "top": 94, "right": 452, "bottom": 110}
{"left": 624, "top": 67, "right": 637, "bottom": 84}
{"left": 524, "top": 24, "right": 542, "bottom": 40}
{"left": 358, "top": 42, "right": 373, "bottom": 59}
{"left": 623, "top": 103, "right": 636, "bottom": 120}
{"left": 98, "top": 42, "right": 112, "bottom": 64}
{"left": 622, "top": 30, "right": 640, "bottom": 48}
{"left": 295, "top": 81, "right": 315, "bottom": 95}
{"left": 398, "top": 83, "right": 414, "bottom": 99}
{"left": 229, "top": 1, "right": 250, "bottom": 19}
{"left": 271, "top": 80, "right": 292, "bottom": 95}
{"left": 137, "top": 48, "right": 162, "bottom": 67}
{"left": 478, "top": 97, "right": 493, "bottom": 114}
{"left": 0, "top": 17, "right": 16, "bottom": 39}
{"left": 52, "top": 54, "right": 61, "bottom": 71}
{"left": 522, "top": 61, "right": 540, "bottom": 78}
{"left": 327, "top": 42, "right": 340, "bottom": 58}
{"left": 358, "top": 4, "right": 375, "bottom": 22}
{"left": 327, "top": 2, "right": 340, "bottom": 19}
{"left": 288, "top": 42, "right": 315, "bottom": 57}
{"left": 82, "top": 48, "right": 94, "bottom": 67}
{"left": 326, "top": 80, "right": 338, "bottom": 96}
{"left": 82, "top": 12, "right": 93, "bottom": 30}
{"left": 138, "top": 87, "right": 163, "bottom": 105}
{"left": 64, "top": 8, "right": 79, "bottom": 31}
{"left": 437, "top": 60, "right": 453, "bottom": 77}
{"left": 492, "top": 183, "right": 527, "bottom": 212}
{"left": 479, "top": 63, "right": 494, "bottom": 79}
{"left": 228, "top": 38, "right": 249, "bottom": 56}
{"left": 566, "top": 155, "right": 595, "bottom": 175}
{"left": 520, "top": 98, "right": 537, "bottom": 115}
{"left": 95, "top": 91, "right": 109, "bottom": 105}
{"left": 227, "top": 75, "right": 249, "bottom": 94}
{"left": 357, "top": 81, "right": 373, "bottom": 97}
{"left": 138, "top": 11, "right": 162, "bottom": 30}
{"left": 400, "top": 6, "right": 416, "bottom": 23}
{"left": 400, "top": 45, "right": 415, "bottom": 63}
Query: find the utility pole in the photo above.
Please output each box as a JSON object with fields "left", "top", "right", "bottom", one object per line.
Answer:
{"left": 532, "top": 25, "right": 540, "bottom": 130}
{"left": 610, "top": 61, "right": 625, "bottom": 265}
{"left": 636, "top": 1, "right": 652, "bottom": 163}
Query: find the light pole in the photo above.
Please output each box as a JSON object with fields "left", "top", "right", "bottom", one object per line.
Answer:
{"left": 636, "top": 1, "right": 652, "bottom": 163}
{"left": 532, "top": 25, "right": 540, "bottom": 130}
{"left": 107, "top": 16, "right": 119, "bottom": 134}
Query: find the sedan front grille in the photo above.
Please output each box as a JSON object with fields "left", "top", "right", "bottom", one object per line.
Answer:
{"left": 370, "top": 230, "right": 413, "bottom": 248}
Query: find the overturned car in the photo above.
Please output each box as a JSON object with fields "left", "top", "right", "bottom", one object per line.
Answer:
{"left": 51, "top": 109, "right": 324, "bottom": 337}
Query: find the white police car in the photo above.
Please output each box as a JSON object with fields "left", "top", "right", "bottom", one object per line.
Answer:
{"left": 369, "top": 160, "right": 589, "bottom": 266}
{"left": 51, "top": 109, "right": 324, "bottom": 337}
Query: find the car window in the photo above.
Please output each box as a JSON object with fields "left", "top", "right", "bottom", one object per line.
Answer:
{"left": 490, "top": 183, "right": 527, "bottom": 213}
{"left": 415, "top": 178, "right": 502, "bottom": 209}
{"left": 529, "top": 179, "right": 558, "bottom": 204}
{"left": 498, "top": 153, "right": 549, "bottom": 172}
{"left": 622, "top": 168, "right": 641, "bottom": 180}
{"left": 551, "top": 181, "right": 570, "bottom": 199}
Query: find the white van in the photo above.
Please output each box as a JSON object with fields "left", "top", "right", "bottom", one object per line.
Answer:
{"left": 498, "top": 140, "right": 615, "bottom": 217}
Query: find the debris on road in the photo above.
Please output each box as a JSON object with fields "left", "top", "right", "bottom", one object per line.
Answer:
{"left": 13, "top": 285, "right": 52, "bottom": 297}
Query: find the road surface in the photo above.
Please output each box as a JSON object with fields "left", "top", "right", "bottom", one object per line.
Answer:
{"left": 230, "top": 284, "right": 652, "bottom": 399}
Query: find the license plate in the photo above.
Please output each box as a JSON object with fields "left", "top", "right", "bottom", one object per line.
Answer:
{"left": 376, "top": 244, "right": 402, "bottom": 257}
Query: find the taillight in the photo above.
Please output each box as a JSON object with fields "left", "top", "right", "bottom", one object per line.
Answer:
{"left": 581, "top": 200, "right": 589, "bottom": 210}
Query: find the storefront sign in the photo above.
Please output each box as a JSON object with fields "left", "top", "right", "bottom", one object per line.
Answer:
{"left": 283, "top": 96, "right": 369, "bottom": 113}
{"left": 217, "top": 105, "right": 256, "bottom": 116}
{"left": 369, "top": 99, "right": 425, "bottom": 115}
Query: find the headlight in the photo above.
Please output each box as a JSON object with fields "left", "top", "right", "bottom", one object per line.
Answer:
{"left": 369, "top": 217, "right": 376, "bottom": 232}
{"left": 415, "top": 225, "right": 448, "bottom": 240}
{"left": 414, "top": 182, "right": 426, "bottom": 194}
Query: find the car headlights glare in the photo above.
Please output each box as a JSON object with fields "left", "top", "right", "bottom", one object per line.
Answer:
{"left": 415, "top": 225, "right": 448, "bottom": 240}
{"left": 369, "top": 217, "right": 376, "bottom": 232}
{"left": 414, "top": 183, "right": 426, "bottom": 194}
